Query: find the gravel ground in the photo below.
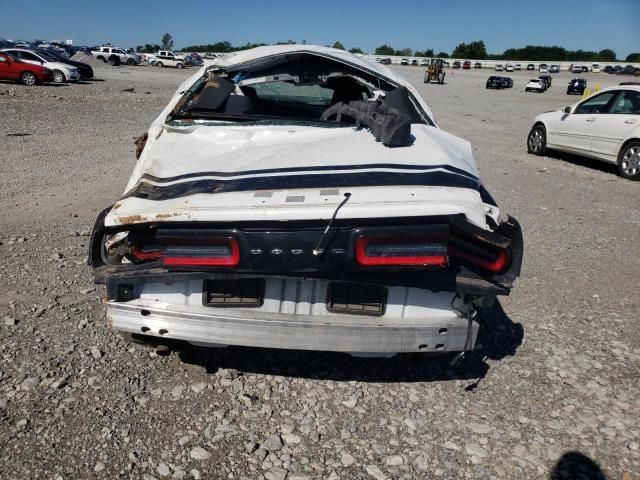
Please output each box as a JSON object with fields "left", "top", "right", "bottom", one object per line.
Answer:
{"left": 1, "top": 62, "right": 638, "bottom": 480}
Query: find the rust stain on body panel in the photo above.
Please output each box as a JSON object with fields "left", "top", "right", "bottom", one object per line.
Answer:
{"left": 116, "top": 214, "right": 149, "bottom": 225}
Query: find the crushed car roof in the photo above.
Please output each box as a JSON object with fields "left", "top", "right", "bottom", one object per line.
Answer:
{"left": 105, "top": 45, "right": 487, "bottom": 227}
{"left": 202, "top": 45, "right": 434, "bottom": 119}
{"left": 207, "top": 45, "right": 398, "bottom": 80}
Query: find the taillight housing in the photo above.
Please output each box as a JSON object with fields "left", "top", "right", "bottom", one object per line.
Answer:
{"left": 162, "top": 237, "right": 239, "bottom": 267}
{"left": 130, "top": 231, "right": 240, "bottom": 267}
{"left": 353, "top": 226, "right": 510, "bottom": 274}
{"left": 448, "top": 245, "right": 509, "bottom": 273}
{"left": 355, "top": 235, "right": 448, "bottom": 266}
{"left": 130, "top": 244, "right": 161, "bottom": 261}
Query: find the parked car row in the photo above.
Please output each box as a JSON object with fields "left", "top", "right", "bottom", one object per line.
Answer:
{"left": 0, "top": 47, "right": 94, "bottom": 84}
{"left": 527, "top": 84, "right": 640, "bottom": 180}
{"left": 0, "top": 51, "right": 54, "bottom": 85}
{"left": 604, "top": 65, "right": 640, "bottom": 76}
{"left": 485, "top": 74, "right": 600, "bottom": 96}
{"left": 378, "top": 57, "right": 454, "bottom": 67}
{"left": 89, "top": 46, "right": 201, "bottom": 69}
{"left": 377, "top": 58, "right": 635, "bottom": 73}
{"left": 493, "top": 62, "right": 639, "bottom": 73}
{"left": 2, "top": 39, "right": 93, "bottom": 59}
{"left": 375, "top": 57, "right": 638, "bottom": 75}
{"left": 370, "top": 56, "right": 638, "bottom": 74}
{"left": 147, "top": 51, "right": 204, "bottom": 68}
{"left": 569, "top": 64, "right": 603, "bottom": 72}
{"left": 398, "top": 58, "right": 434, "bottom": 66}
{"left": 485, "top": 75, "right": 553, "bottom": 92}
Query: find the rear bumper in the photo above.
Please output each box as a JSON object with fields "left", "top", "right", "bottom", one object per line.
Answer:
{"left": 107, "top": 297, "right": 478, "bottom": 354}
{"left": 90, "top": 211, "right": 521, "bottom": 354}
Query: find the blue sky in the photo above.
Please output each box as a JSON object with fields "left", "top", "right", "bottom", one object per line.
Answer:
{"left": 1, "top": 0, "right": 638, "bottom": 58}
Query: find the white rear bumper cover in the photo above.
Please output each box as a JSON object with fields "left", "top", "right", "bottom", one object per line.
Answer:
{"left": 107, "top": 279, "right": 478, "bottom": 354}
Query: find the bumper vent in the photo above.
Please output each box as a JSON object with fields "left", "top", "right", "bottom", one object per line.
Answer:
{"left": 203, "top": 279, "right": 265, "bottom": 308}
{"left": 327, "top": 282, "right": 387, "bottom": 316}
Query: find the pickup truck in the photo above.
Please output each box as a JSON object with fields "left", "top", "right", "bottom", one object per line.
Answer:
{"left": 154, "top": 51, "right": 186, "bottom": 68}
{"left": 92, "top": 47, "right": 140, "bottom": 66}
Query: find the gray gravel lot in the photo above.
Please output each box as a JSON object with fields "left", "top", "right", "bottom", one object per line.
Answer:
{"left": 1, "top": 62, "right": 638, "bottom": 480}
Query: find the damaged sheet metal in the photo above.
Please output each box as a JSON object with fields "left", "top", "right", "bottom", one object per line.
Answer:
{"left": 134, "top": 132, "right": 148, "bottom": 160}
{"left": 88, "top": 45, "right": 523, "bottom": 357}
{"left": 320, "top": 100, "right": 412, "bottom": 147}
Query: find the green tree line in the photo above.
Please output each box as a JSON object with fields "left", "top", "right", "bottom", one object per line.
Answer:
{"left": 179, "top": 41, "right": 268, "bottom": 53}
{"left": 179, "top": 40, "right": 368, "bottom": 54}
{"left": 373, "top": 45, "right": 449, "bottom": 57}
{"left": 500, "top": 45, "right": 617, "bottom": 61}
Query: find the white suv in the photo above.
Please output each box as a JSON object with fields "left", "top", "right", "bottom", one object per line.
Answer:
{"left": 92, "top": 47, "right": 139, "bottom": 65}
{"left": 155, "top": 51, "right": 186, "bottom": 68}
{"left": 525, "top": 79, "right": 544, "bottom": 93}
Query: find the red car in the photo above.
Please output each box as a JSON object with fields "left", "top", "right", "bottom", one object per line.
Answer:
{"left": 0, "top": 52, "right": 53, "bottom": 85}
{"left": 463, "top": 60, "right": 471, "bottom": 69}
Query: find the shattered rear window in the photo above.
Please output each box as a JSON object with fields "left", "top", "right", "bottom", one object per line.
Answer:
{"left": 168, "top": 52, "right": 434, "bottom": 146}
{"left": 252, "top": 82, "right": 334, "bottom": 106}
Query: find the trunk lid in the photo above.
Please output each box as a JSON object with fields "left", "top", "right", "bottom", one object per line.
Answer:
{"left": 107, "top": 123, "right": 485, "bottom": 227}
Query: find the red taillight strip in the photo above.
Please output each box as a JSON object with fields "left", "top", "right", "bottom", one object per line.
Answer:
{"left": 448, "top": 245, "right": 509, "bottom": 273}
{"left": 354, "top": 234, "right": 509, "bottom": 273}
{"left": 131, "top": 244, "right": 162, "bottom": 261}
{"left": 131, "top": 237, "right": 240, "bottom": 267}
{"left": 161, "top": 238, "right": 240, "bottom": 267}
{"left": 162, "top": 256, "right": 238, "bottom": 267}
{"left": 355, "top": 236, "right": 448, "bottom": 266}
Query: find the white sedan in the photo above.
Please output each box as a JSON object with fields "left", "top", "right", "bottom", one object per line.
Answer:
{"left": 527, "top": 85, "right": 640, "bottom": 180}
{"left": 0, "top": 48, "right": 80, "bottom": 83}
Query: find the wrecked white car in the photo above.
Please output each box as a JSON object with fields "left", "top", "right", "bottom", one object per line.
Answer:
{"left": 89, "top": 45, "right": 523, "bottom": 357}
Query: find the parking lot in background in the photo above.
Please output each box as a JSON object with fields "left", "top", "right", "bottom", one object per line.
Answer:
{"left": 1, "top": 62, "right": 638, "bottom": 479}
